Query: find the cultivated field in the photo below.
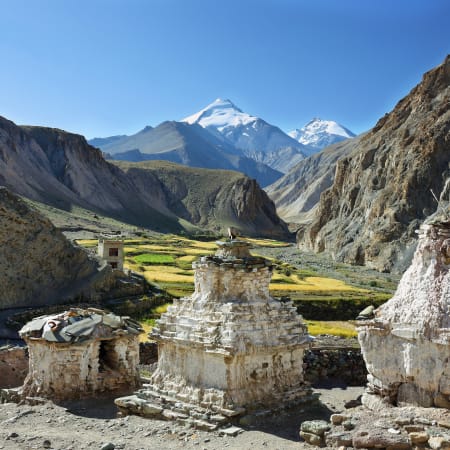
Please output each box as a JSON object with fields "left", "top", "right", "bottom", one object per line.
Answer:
{"left": 77, "top": 235, "right": 396, "bottom": 338}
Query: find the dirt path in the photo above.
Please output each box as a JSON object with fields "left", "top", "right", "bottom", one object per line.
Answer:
{"left": 0, "top": 387, "right": 364, "bottom": 450}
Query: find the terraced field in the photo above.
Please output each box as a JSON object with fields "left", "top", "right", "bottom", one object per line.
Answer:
{"left": 77, "top": 235, "right": 395, "bottom": 338}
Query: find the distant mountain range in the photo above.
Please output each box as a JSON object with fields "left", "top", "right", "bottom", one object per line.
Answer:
{"left": 89, "top": 99, "right": 355, "bottom": 184}
{"left": 0, "top": 115, "right": 289, "bottom": 238}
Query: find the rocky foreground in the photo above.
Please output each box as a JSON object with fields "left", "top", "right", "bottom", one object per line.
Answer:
{"left": 3, "top": 387, "right": 450, "bottom": 449}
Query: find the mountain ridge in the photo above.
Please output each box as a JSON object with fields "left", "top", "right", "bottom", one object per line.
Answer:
{"left": 296, "top": 55, "right": 450, "bottom": 273}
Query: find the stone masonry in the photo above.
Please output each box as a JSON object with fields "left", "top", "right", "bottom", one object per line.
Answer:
{"left": 116, "top": 240, "right": 312, "bottom": 428}
{"left": 15, "top": 308, "right": 142, "bottom": 402}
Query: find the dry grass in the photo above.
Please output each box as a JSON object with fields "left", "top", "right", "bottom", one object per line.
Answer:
{"left": 139, "top": 322, "right": 153, "bottom": 342}
{"left": 305, "top": 320, "right": 357, "bottom": 338}
{"left": 144, "top": 271, "right": 194, "bottom": 283}
{"left": 270, "top": 276, "right": 362, "bottom": 292}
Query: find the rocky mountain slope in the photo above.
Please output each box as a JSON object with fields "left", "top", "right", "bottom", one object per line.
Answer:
{"left": 0, "top": 117, "right": 288, "bottom": 238}
{"left": 266, "top": 136, "right": 363, "bottom": 223}
{"left": 1, "top": 118, "right": 180, "bottom": 231}
{"left": 0, "top": 187, "right": 141, "bottom": 310}
{"left": 289, "top": 118, "right": 355, "bottom": 155}
{"left": 115, "top": 161, "right": 290, "bottom": 239}
{"left": 93, "top": 120, "right": 282, "bottom": 187}
{"left": 297, "top": 55, "right": 450, "bottom": 273}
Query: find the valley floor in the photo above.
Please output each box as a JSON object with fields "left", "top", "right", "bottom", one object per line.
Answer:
{"left": 0, "top": 387, "right": 364, "bottom": 450}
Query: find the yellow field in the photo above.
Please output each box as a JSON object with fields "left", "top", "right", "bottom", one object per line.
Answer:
{"left": 139, "top": 322, "right": 153, "bottom": 342}
{"left": 75, "top": 239, "right": 97, "bottom": 247}
{"left": 305, "top": 320, "right": 357, "bottom": 338}
{"left": 270, "top": 276, "right": 362, "bottom": 292}
{"left": 144, "top": 271, "right": 194, "bottom": 283}
{"left": 177, "top": 255, "right": 197, "bottom": 262}
{"left": 144, "top": 265, "right": 192, "bottom": 274}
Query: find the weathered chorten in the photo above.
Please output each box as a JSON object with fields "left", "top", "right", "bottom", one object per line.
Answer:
{"left": 16, "top": 308, "right": 142, "bottom": 401}
{"left": 358, "top": 215, "right": 450, "bottom": 408}
{"left": 116, "top": 240, "right": 311, "bottom": 427}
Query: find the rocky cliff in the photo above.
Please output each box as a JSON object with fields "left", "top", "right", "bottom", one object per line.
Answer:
{"left": 0, "top": 187, "right": 144, "bottom": 310}
{"left": 266, "top": 136, "right": 363, "bottom": 223}
{"left": 298, "top": 55, "right": 450, "bottom": 273}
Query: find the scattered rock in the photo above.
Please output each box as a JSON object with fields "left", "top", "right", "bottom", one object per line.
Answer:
{"left": 325, "top": 432, "right": 353, "bottom": 447}
{"left": 342, "top": 420, "right": 355, "bottom": 431}
{"left": 352, "top": 429, "right": 411, "bottom": 449}
{"left": 220, "top": 426, "right": 244, "bottom": 437}
{"left": 300, "top": 420, "right": 330, "bottom": 437}
{"left": 299, "top": 431, "right": 323, "bottom": 446}
{"left": 330, "top": 413, "right": 348, "bottom": 425}
{"left": 409, "top": 432, "right": 429, "bottom": 445}
{"left": 429, "top": 436, "right": 450, "bottom": 450}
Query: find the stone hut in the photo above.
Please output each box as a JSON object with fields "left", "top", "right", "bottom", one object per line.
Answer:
{"left": 18, "top": 308, "right": 142, "bottom": 401}
{"left": 116, "top": 240, "right": 311, "bottom": 427}
{"left": 358, "top": 216, "right": 450, "bottom": 408}
{"left": 98, "top": 235, "right": 124, "bottom": 270}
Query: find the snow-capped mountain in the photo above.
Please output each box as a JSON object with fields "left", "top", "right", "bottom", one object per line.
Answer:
{"left": 183, "top": 98, "right": 307, "bottom": 172}
{"left": 289, "top": 118, "right": 355, "bottom": 155}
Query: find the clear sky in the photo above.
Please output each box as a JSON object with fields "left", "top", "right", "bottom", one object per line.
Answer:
{"left": 1, "top": 0, "right": 449, "bottom": 138}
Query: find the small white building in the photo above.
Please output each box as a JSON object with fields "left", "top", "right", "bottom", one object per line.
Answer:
{"left": 18, "top": 308, "right": 142, "bottom": 401}
{"left": 98, "top": 235, "right": 124, "bottom": 270}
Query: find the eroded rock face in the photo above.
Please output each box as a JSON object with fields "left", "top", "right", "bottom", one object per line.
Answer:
{"left": 297, "top": 55, "right": 450, "bottom": 273}
{"left": 0, "top": 187, "right": 146, "bottom": 311}
{"left": 358, "top": 216, "right": 450, "bottom": 407}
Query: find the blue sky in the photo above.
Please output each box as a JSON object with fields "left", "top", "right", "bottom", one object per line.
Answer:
{"left": 1, "top": 0, "right": 449, "bottom": 138}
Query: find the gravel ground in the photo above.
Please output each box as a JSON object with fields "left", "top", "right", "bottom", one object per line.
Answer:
{"left": 0, "top": 387, "right": 364, "bottom": 450}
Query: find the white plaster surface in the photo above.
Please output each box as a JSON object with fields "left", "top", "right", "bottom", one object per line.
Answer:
{"left": 358, "top": 221, "right": 450, "bottom": 407}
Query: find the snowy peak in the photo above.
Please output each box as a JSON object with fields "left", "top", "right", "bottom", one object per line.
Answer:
{"left": 181, "top": 98, "right": 306, "bottom": 162}
{"left": 182, "top": 98, "right": 256, "bottom": 131}
{"left": 289, "top": 118, "right": 355, "bottom": 152}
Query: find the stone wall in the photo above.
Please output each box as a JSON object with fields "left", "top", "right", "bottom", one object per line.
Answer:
{"left": 0, "top": 346, "right": 28, "bottom": 388}
{"left": 139, "top": 341, "right": 158, "bottom": 365}
{"left": 304, "top": 347, "right": 366, "bottom": 386}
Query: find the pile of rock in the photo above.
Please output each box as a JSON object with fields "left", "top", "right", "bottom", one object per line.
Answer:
{"left": 300, "top": 404, "right": 450, "bottom": 448}
{"left": 304, "top": 344, "right": 366, "bottom": 386}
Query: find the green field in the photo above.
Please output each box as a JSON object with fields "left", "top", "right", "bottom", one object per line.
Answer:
{"left": 77, "top": 234, "right": 397, "bottom": 337}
